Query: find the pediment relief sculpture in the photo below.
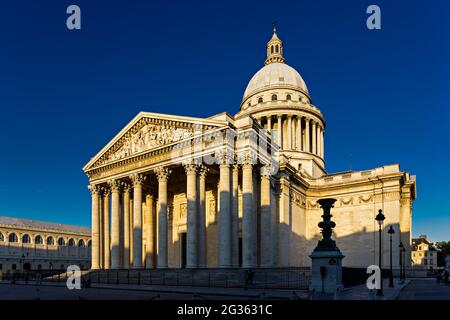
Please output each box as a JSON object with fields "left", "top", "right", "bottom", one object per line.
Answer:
{"left": 107, "top": 123, "right": 193, "bottom": 163}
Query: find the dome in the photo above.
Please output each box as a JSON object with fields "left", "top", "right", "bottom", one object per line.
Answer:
{"left": 242, "top": 63, "right": 308, "bottom": 102}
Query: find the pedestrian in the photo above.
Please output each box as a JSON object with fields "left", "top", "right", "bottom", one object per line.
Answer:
{"left": 36, "top": 272, "right": 42, "bottom": 286}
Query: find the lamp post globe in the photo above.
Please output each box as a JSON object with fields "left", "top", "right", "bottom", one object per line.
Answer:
{"left": 375, "top": 209, "right": 385, "bottom": 296}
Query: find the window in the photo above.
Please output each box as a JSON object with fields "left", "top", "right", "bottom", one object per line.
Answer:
{"left": 12, "top": 264, "right": 16, "bottom": 270}
{"left": 247, "top": 102, "right": 251, "bottom": 107}
{"left": 8, "top": 233, "right": 18, "bottom": 243}
{"left": 57, "top": 237, "right": 65, "bottom": 246}
{"left": 271, "top": 45, "right": 274, "bottom": 54}
{"left": 0, "top": 233, "right": 3, "bottom": 242}
{"left": 37, "top": 264, "right": 42, "bottom": 270}
{"left": 47, "top": 236, "right": 55, "bottom": 245}
{"left": 78, "top": 239, "right": 85, "bottom": 247}
{"left": 87, "top": 240, "right": 92, "bottom": 247}
{"left": 0, "top": 264, "right": 2, "bottom": 270}
{"left": 258, "top": 97, "right": 263, "bottom": 103}
{"left": 35, "top": 235, "right": 43, "bottom": 245}
{"left": 430, "top": 253, "right": 433, "bottom": 257}
{"left": 275, "top": 45, "right": 279, "bottom": 53}
{"left": 271, "top": 94, "right": 277, "bottom": 101}
{"left": 22, "top": 234, "right": 31, "bottom": 244}
{"left": 286, "top": 94, "right": 291, "bottom": 100}
{"left": 68, "top": 238, "right": 75, "bottom": 247}
{"left": 60, "top": 264, "right": 65, "bottom": 270}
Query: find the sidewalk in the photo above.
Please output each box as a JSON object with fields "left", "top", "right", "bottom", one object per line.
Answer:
{"left": 336, "top": 279, "right": 410, "bottom": 300}
{"left": 0, "top": 280, "right": 310, "bottom": 300}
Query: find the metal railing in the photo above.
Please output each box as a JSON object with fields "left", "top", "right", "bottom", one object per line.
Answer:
{"left": 82, "top": 268, "right": 311, "bottom": 290}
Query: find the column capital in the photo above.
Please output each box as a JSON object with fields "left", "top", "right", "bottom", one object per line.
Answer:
{"left": 154, "top": 167, "right": 172, "bottom": 182}
{"left": 101, "top": 185, "right": 111, "bottom": 196}
{"left": 198, "top": 164, "right": 209, "bottom": 177}
{"left": 88, "top": 184, "right": 101, "bottom": 195}
{"left": 122, "top": 182, "right": 132, "bottom": 193}
{"left": 183, "top": 163, "right": 199, "bottom": 175}
{"left": 108, "top": 179, "right": 121, "bottom": 192}
{"left": 215, "top": 149, "right": 234, "bottom": 165}
{"left": 237, "top": 151, "right": 257, "bottom": 166}
{"left": 130, "top": 173, "right": 146, "bottom": 186}
{"left": 260, "top": 164, "right": 274, "bottom": 177}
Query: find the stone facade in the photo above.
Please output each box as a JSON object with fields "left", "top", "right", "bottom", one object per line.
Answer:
{"left": 83, "top": 29, "right": 416, "bottom": 270}
{"left": 0, "top": 216, "right": 91, "bottom": 272}
{"left": 411, "top": 235, "right": 437, "bottom": 270}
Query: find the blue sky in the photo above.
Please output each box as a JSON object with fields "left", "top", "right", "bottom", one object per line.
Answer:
{"left": 0, "top": 0, "right": 448, "bottom": 241}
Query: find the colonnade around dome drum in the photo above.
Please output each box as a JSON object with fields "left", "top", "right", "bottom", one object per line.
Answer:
{"left": 253, "top": 113, "right": 324, "bottom": 159}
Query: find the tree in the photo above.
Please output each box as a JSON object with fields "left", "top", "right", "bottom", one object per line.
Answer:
{"left": 436, "top": 241, "right": 450, "bottom": 267}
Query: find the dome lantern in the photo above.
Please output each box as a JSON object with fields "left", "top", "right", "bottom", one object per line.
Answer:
{"left": 265, "top": 21, "right": 285, "bottom": 65}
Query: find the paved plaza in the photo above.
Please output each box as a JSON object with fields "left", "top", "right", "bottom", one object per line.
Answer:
{"left": 1, "top": 278, "right": 449, "bottom": 300}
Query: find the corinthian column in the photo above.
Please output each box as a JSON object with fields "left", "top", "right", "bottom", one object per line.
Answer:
{"left": 198, "top": 165, "right": 208, "bottom": 268}
{"left": 131, "top": 173, "right": 145, "bottom": 269}
{"left": 110, "top": 179, "right": 122, "bottom": 269}
{"left": 260, "top": 165, "right": 273, "bottom": 267}
{"left": 316, "top": 125, "right": 320, "bottom": 157}
{"left": 102, "top": 186, "right": 111, "bottom": 269}
{"left": 122, "top": 184, "right": 131, "bottom": 269}
{"left": 89, "top": 184, "right": 101, "bottom": 269}
{"left": 287, "top": 115, "right": 292, "bottom": 150}
{"left": 277, "top": 115, "right": 283, "bottom": 148}
{"left": 231, "top": 164, "right": 239, "bottom": 267}
{"left": 312, "top": 121, "right": 317, "bottom": 155}
{"left": 145, "top": 194, "right": 155, "bottom": 268}
{"left": 155, "top": 167, "right": 171, "bottom": 268}
{"left": 218, "top": 154, "right": 232, "bottom": 268}
{"left": 305, "top": 119, "right": 310, "bottom": 153}
{"left": 297, "top": 117, "right": 302, "bottom": 151}
{"left": 242, "top": 153, "right": 256, "bottom": 268}
{"left": 184, "top": 163, "right": 199, "bottom": 268}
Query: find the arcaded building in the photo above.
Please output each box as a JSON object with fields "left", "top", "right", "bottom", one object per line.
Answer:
{"left": 83, "top": 29, "right": 416, "bottom": 270}
{"left": 0, "top": 216, "right": 91, "bottom": 272}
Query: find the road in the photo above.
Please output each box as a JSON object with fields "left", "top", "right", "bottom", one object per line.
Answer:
{"left": 397, "top": 278, "right": 450, "bottom": 300}
{"left": 0, "top": 283, "right": 251, "bottom": 300}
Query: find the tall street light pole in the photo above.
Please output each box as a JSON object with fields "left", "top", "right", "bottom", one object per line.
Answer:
{"left": 402, "top": 245, "right": 406, "bottom": 281}
{"left": 388, "top": 226, "right": 395, "bottom": 287}
{"left": 399, "top": 242, "right": 404, "bottom": 282}
{"left": 375, "top": 209, "right": 385, "bottom": 297}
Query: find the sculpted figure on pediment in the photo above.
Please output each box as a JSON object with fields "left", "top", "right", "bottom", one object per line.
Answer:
{"left": 107, "top": 123, "right": 193, "bottom": 162}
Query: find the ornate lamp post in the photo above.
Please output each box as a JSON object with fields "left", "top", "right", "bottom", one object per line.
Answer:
{"left": 387, "top": 226, "right": 395, "bottom": 287}
{"left": 375, "top": 209, "right": 385, "bottom": 296}
{"left": 309, "top": 198, "right": 344, "bottom": 296}
{"left": 402, "top": 245, "right": 406, "bottom": 281}
{"left": 399, "top": 242, "right": 404, "bottom": 281}
{"left": 316, "top": 198, "right": 339, "bottom": 251}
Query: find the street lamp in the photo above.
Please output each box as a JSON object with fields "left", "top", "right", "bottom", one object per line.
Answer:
{"left": 402, "top": 245, "right": 406, "bottom": 281}
{"left": 375, "top": 209, "right": 385, "bottom": 296}
{"left": 387, "top": 226, "right": 395, "bottom": 287}
{"left": 399, "top": 242, "right": 404, "bottom": 282}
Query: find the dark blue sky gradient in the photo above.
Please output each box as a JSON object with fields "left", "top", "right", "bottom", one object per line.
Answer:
{"left": 0, "top": 0, "right": 448, "bottom": 241}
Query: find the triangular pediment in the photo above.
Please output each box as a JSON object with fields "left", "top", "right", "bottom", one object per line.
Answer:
{"left": 83, "top": 112, "right": 227, "bottom": 172}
